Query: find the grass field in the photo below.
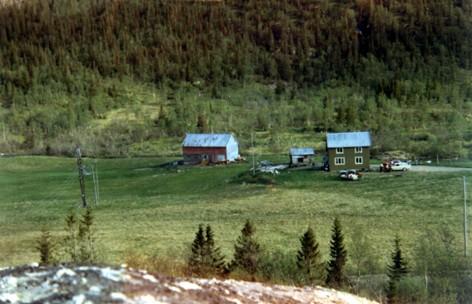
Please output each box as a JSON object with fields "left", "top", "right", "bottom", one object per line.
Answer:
{"left": 1, "top": 156, "right": 471, "bottom": 271}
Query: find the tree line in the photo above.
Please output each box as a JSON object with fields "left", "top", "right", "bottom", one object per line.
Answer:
{"left": 35, "top": 211, "right": 472, "bottom": 303}
{"left": 0, "top": 0, "right": 471, "bottom": 158}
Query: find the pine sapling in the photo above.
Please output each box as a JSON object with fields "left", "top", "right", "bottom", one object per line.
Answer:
{"left": 386, "top": 236, "right": 408, "bottom": 304}
{"left": 78, "top": 207, "right": 96, "bottom": 264}
{"left": 63, "top": 210, "right": 78, "bottom": 263}
{"left": 36, "top": 227, "right": 54, "bottom": 266}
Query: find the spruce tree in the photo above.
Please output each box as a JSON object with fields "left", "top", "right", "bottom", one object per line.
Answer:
{"left": 386, "top": 236, "right": 408, "bottom": 304}
{"left": 231, "top": 220, "right": 261, "bottom": 275}
{"left": 325, "top": 217, "right": 348, "bottom": 287}
{"left": 36, "top": 227, "right": 54, "bottom": 266}
{"left": 188, "top": 224, "right": 226, "bottom": 275}
{"left": 296, "top": 227, "right": 323, "bottom": 284}
{"left": 188, "top": 224, "right": 206, "bottom": 274}
{"left": 203, "top": 225, "right": 226, "bottom": 273}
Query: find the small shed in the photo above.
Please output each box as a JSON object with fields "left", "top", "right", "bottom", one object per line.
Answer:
{"left": 182, "top": 133, "right": 239, "bottom": 165}
{"left": 289, "top": 147, "right": 315, "bottom": 167}
{"left": 326, "top": 131, "right": 371, "bottom": 171}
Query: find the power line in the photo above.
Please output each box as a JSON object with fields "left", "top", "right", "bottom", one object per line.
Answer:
{"left": 464, "top": 176, "right": 468, "bottom": 257}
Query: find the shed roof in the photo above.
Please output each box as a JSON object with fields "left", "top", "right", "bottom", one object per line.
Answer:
{"left": 326, "top": 131, "right": 371, "bottom": 148}
{"left": 183, "top": 133, "right": 235, "bottom": 147}
{"left": 290, "top": 147, "right": 315, "bottom": 156}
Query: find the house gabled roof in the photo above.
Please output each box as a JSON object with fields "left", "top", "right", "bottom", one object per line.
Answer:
{"left": 290, "top": 147, "right": 315, "bottom": 156}
{"left": 182, "top": 133, "right": 235, "bottom": 147}
{"left": 326, "top": 131, "right": 371, "bottom": 148}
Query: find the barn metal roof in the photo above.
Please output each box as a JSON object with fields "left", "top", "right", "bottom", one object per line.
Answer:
{"left": 183, "top": 133, "right": 234, "bottom": 147}
{"left": 290, "top": 147, "right": 315, "bottom": 156}
{"left": 326, "top": 131, "right": 371, "bottom": 148}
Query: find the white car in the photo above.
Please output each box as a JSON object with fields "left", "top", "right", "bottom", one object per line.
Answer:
{"left": 390, "top": 160, "right": 411, "bottom": 171}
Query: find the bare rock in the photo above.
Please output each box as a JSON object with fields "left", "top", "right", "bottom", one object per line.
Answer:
{"left": 0, "top": 265, "right": 378, "bottom": 304}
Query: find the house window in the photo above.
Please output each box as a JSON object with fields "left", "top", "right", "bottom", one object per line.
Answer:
{"left": 355, "top": 147, "right": 363, "bottom": 153}
{"left": 336, "top": 148, "right": 344, "bottom": 154}
{"left": 355, "top": 156, "right": 363, "bottom": 164}
{"left": 335, "top": 157, "right": 345, "bottom": 165}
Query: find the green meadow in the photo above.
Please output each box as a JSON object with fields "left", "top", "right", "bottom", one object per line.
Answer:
{"left": 1, "top": 156, "right": 471, "bottom": 271}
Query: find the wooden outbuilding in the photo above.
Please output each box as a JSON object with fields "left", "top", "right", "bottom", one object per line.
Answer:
{"left": 326, "top": 131, "right": 371, "bottom": 171}
{"left": 289, "top": 147, "right": 315, "bottom": 167}
{"left": 182, "top": 133, "right": 239, "bottom": 165}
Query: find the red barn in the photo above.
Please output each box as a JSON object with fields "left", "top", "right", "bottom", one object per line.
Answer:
{"left": 182, "top": 133, "right": 239, "bottom": 165}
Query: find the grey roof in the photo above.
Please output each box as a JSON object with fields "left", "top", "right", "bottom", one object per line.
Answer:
{"left": 183, "top": 133, "right": 234, "bottom": 147}
{"left": 290, "top": 147, "right": 315, "bottom": 156}
{"left": 326, "top": 131, "right": 371, "bottom": 148}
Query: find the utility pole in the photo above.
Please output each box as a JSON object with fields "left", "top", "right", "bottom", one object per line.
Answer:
{"left": 1, "top": 122, "right": 5, "bottom": 142}
{"left": 91, "top": 165, "right": 97, "bottom": 205}
{"left": 76, "top": 147, "right": 87, "bottom": 208}
{"left": 95, "top": 161, "right": 100, "bottom": 205}
{"left": 251, "top": 132, "right": 256, "bottom": 176}
{"left": 91, "top": 160, "right": 100, "bottom": 205}
{"left": 464, "top": 176, "right": 468, "bottom": 257}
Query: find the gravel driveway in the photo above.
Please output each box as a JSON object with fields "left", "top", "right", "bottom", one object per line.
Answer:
{"left": 370, "top": 165, "right": 472, "bottom": 173}
{"left": 409, "top": 165, "right": 472, "bottom": 172}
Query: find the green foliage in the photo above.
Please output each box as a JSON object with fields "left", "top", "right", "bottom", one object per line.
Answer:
{"left": 231, "top": 220, "right": 262, "bottom": 275}
{"left": 386, "top": 236, "right": 409, "bottom": 304}
{"left": 78, "top": 207, "right": 96, "bottom": 264}
{"left": 0, "top": 0, "right": 470, "bottom": 156}
{"left": 36, "top": 227, "right": 54, "bottom": 266}
{"left": 188, "top": 224, "right": 206, "bottom": 273}
{"left": 188, "top": 224, "right": 226, "bottom": 275}
{"left": 62, "top": 208, "right": 96, "bottom": 265}
{"left": 413, "top": 226, "right": 472, "bottom": 303}
{"left": 203, "top": 225, "right": 226, "bottom": 273}
{"left": 63, "top": 210, "right": 78, "bottom": 263}
{"left": 296, "top": 227, "right": 324, "bottom": 284}
{"left": 325, "top": 217, "right": 348, "bottom": 288}
{"left": 258, "top": 251, "right": 298, "bottom": 284}
{"left": 233, "top": 170, "right": 276, "bottom": 185}
{"left": 349, "top": 225, "right": 381, "bottom": 278}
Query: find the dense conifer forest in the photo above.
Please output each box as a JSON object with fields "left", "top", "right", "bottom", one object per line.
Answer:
{"left": 0, "top": 0, "right": 471, "bottom": 157}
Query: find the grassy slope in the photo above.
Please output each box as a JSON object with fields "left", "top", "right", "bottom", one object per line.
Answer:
{"left": 0, "top": 156, "right": 471, "bottom": 270}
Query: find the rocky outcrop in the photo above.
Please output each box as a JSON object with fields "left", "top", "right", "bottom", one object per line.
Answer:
{"left": 0, "top": 264, "right": 378, "bottom": 304}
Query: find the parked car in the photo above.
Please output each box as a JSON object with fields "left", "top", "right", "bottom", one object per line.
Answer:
{"left": 339, "top": 169, "right": 361, "bottom": 181}
{"left": 390, "top": 160, "right": 411, "bottom": 171}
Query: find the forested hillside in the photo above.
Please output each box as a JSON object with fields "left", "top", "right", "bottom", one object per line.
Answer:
{"left": 0, "top": 0, "right": 471, "bottom": 157}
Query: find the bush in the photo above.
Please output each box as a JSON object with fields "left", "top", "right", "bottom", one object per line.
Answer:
{"left": 233, "top": 171, "right": 276, "bottom": 185}
{"left": 258, "top": 251, "right": 298, "bottom": 284}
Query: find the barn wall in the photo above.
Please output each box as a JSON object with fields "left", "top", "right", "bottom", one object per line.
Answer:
{"left": 226, "top": 136, "right": 239, "bottom": 161}
{"left": 183, "top": 147, "right": 227, "bottom": 164}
